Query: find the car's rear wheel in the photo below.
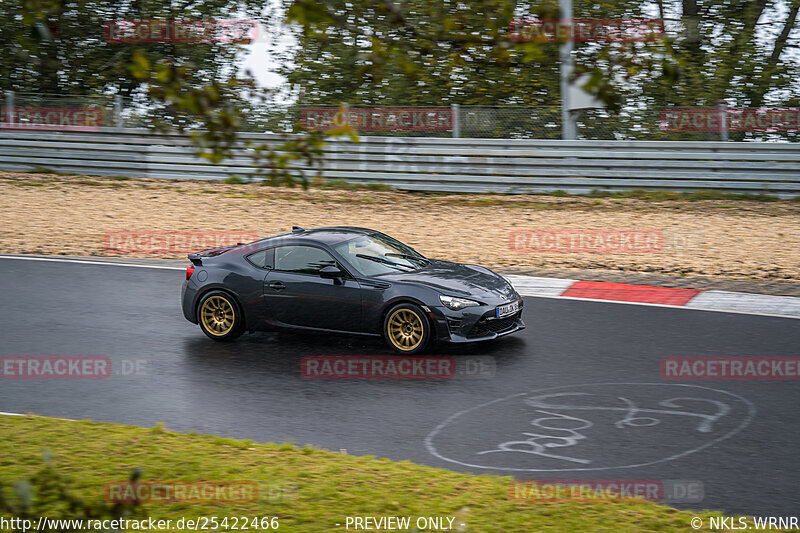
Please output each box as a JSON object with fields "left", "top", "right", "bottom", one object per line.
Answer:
{"left": 198, "top": 291, "right": 245, "bottom": 341}
{"left": 383, "top": 303, "right": 430, "bottom": 354}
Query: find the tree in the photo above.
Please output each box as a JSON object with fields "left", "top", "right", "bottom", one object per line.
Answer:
{"left": 0, "top": 0, "right": 264, "bottom": 98}
{"left": 281, "top": 0, "right": 563, "bottom": 107}
{"left": 0, "top": 0, "right": 354, "bottom": 184}
{"left": 283, "top": 0, "right": 800, "bottom": 140}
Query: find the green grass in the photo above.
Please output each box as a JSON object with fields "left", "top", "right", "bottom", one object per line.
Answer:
{"left": 224, "top": 175, "right": 249, "bottom": 185}
{"left": 0, "top": 415, "right": 742, "bottom": 532}
{"left": 318, "top": 178, "right": 359, "bottom": 190}
{"left": 317, "top": 178, "right": 393, "bottom": 191}
{"left": 580, "top": 188, "right": 780, "bottom": 202}
{"left": 24, "top": 167, "right": 79, "bottom": 176}
{"left": 365, "top": 182, "right": 393, "bottom": 191}
{"left": 414, "top": 188, "right": 796, "bottom": 203}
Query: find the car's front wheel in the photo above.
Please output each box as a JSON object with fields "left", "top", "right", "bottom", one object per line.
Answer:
{"left": 198, "top": 291, "right": 245, "bottom": 341}
{"left": 383, "top": 303, "right": 431, "bottom": 354}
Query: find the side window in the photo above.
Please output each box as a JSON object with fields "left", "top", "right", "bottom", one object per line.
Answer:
{"left": 274, "top": 245, "right": 337, "bottom": 275}
{"left": 246, "top": 248, "right": 274, "bottom": 269}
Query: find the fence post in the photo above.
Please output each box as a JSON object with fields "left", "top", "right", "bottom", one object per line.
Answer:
{"left": 114, "top": 95, "right": 123, "bottom": 129}
{"left": 718, "top": 100, "right": 728, "bottom": 142}
{"left": 451, "top": 103, "right": 460, "bottom": 138}
{"left": 559, "top": 0, "right": 577, "bottom": 140}
{"left": 4, "top": 90, "right": 14, "bottom": 126}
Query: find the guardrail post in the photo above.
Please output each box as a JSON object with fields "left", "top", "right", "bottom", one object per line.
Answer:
{"left": 559, "top": 0, "right": 577, "bottom": 140}
{"left": 114, "top": 95, "right": 123, "bottom": 129}
{"left": 451, "top": 103, "right": 460, "bottom": 138}
{"left": 718, "top": 101, "right": 728, "bottom": 142}
{"left": 4, "top": 90, "right": 14, "bottom": 126}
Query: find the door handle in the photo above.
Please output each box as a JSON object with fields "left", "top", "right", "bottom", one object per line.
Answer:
{"left": 268, "top": 281, "right": 286, "bottom": 291}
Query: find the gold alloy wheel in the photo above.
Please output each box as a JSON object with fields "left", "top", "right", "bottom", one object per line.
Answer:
{"left": 200, "top": 295, "right": 236, "bottom": 337}
{"left": 387, "top": 308, "right": 424, "bottom": 351}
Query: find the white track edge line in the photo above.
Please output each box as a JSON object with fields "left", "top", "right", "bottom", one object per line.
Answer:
{"left": 521, "top": 292, "right": 800, "bottom": 320}
{"left": 0, "top": 255, "right": 184, "bottom": 270}
{"left": 0, "top": 412, "right": 79, "bottom": 422}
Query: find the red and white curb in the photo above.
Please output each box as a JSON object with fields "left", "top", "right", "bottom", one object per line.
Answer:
{"left": 506, "top": 275, "right": 800, "bottom": 320}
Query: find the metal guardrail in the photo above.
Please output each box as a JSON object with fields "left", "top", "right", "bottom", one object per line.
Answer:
{"left": 0, "top": 128, "right": 799, "bottom": 197}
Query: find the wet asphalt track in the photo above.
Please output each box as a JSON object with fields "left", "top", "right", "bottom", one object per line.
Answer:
{"left": 1, "top": 257, "right": 799, "bottom": 516}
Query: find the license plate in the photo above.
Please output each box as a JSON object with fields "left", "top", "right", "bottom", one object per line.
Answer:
{"left": 496, "top": 300, "right": 521, "bottom": 318}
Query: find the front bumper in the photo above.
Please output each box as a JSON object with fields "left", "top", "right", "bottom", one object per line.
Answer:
{"left": 429, "top": 300, "right": 525, "bottom": 343}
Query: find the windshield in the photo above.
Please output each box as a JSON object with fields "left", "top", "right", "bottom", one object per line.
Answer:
{"left": 335, "top": 234, "right": 427, "bottom": 276}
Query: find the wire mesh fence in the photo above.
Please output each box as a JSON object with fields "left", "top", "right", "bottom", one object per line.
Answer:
{"left": 2, "top": 92, "right": 799, "bottom": 142}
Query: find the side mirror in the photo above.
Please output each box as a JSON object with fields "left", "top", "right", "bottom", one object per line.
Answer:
{"left": 319, "top": 265, "right": 344, "bottom": 279}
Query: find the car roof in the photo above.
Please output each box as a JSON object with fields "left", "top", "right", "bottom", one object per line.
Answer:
{"left": 254, "top": 226, "right": 377, "bottom": 246}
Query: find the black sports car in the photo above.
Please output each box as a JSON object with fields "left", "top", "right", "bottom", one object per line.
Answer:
{"left": 181, "top": 226, "right": 524, "bottom": 354}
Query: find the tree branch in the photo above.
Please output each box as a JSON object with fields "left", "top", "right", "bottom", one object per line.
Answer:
{"left": 748, "top": 0, "right": 799, "bottom": 107}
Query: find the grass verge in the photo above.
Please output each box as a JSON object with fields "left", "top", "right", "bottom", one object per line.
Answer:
{"left": 0, "top": 415, "right": 747, "bottom": 532}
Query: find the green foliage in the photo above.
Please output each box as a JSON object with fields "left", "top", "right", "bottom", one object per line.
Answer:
{"left": 282, "top": 0, "right": 800, "bottom": 140}
{"left": 0, "top": 0, "right": 354, "bottom": 186}
{"left": 280, "top": 0, "right": 678, "bottom": 113}
{"left": 0, "top": 452, "right": 141, "bottom": 531}
{"left": 574, "top": 1, "right": 800, "bottom": 141}
{"left": 0, "top": 0, "right": 263, "bottom": 98}
{"left": 281, "top": 0, "right": 562, "bottom": 107}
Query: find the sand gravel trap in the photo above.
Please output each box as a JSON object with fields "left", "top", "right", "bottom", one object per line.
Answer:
{"left": 1, "top": 171, "right": 799, "bottom": 282}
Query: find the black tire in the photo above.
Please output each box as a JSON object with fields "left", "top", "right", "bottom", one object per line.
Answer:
{"left": 382, "top": 303, "right": 431, "bottom": 354}
{"left": 197, "top": 290, "right": 245, "bottom": 342}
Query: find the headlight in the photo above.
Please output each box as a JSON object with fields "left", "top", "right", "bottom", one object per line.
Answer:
{"left": 439, "top": 295, "right": 481, "bottom": 310}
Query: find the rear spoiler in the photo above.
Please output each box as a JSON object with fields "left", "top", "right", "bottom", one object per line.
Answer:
{"left": 187, "top": 242, "right": 247, "bottom": 266}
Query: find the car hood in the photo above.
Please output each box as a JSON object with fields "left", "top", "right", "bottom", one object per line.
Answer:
{"left": 379, "top": 260, "right": 517, "bottom": 301}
